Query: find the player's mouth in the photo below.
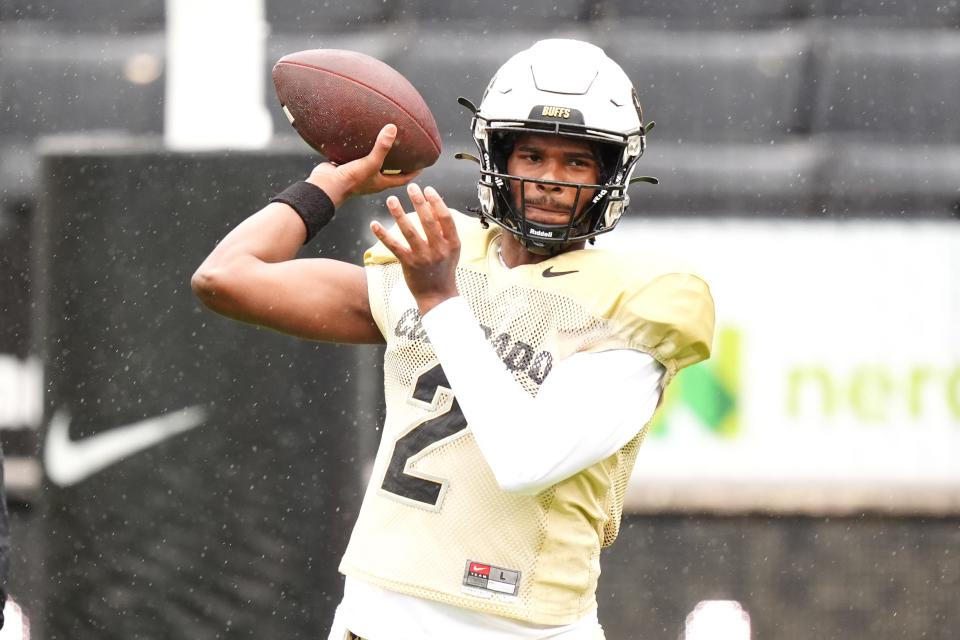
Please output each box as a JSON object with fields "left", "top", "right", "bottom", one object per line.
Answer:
{"left": 523, "top": 203, "right": 573, "bottom": 225}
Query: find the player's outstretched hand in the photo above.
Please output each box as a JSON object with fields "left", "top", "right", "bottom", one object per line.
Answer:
{"left": 371, "top": 183, "right": 461, "bottom": 316}
{"left": 307, "top": 124, "right": 422, "bottom": 207}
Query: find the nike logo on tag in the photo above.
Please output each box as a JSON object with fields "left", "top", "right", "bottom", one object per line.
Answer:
{"left": 43, "top": 406, "right": 207, "bottom": 487}
{"left": 542, "top": 266, "right": 579, "bottom": 278}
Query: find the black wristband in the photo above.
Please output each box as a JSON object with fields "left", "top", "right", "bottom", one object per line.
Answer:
{"left": 270, "top": 181, "right": 336, "bottom": 244}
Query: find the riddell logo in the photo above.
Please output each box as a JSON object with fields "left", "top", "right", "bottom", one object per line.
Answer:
{"left": 528, "top": 228, "right": 553, "bottom": 238}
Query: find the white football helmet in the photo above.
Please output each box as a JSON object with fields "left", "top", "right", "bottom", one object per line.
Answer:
{"left": 459, "top": 39, "right": 655, "bottom": 254}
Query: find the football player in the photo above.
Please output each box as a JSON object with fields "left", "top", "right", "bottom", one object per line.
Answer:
{"left": 193, "top": 39, "right": 714, "bottom": 640}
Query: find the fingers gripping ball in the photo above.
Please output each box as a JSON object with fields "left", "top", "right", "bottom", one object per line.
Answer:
{"left": 272, "top": 49, "right": 442, "bottom": 173}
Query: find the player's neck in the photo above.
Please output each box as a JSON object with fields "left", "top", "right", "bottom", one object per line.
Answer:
{"left": 498, "top": 233, "right": 584, "bottom": 268}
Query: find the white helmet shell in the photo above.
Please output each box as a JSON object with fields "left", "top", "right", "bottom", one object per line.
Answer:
{"left": 478, "top": 39, "right": 643, "bottom": 142}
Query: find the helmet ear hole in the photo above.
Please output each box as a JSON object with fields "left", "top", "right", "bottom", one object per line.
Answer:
{"left": 595, "top": 143, "right": 622, "bottom": 184}
{"left": 489, "top": 131, "right": 515, "bottom": 173}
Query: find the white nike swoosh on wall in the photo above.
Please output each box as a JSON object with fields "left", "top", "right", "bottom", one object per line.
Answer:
{"left": 43, "top": 406, "right": 207, "bottom": 487}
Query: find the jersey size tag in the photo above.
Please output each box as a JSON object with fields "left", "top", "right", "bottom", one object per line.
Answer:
{"left": 461, "top": 560, "right": 521, "bottom": 600}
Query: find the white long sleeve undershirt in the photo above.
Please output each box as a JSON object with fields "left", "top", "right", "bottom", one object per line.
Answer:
{"left": 420, "top": 295, "right": 664, "bottom": 495}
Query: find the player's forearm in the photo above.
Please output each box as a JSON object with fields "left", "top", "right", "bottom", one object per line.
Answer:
{"left": 420, "top": 299, "right": 536, "bottom": 492}
{"left": 421, "top": 297, "right": 663, "bottom": 495}
{"left": 203, "top": 202, "right": 308, "bottom": 268}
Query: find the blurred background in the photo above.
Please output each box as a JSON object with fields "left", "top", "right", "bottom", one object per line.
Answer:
{"left": 0, "top": 0, "right": 958, "bottom": 638}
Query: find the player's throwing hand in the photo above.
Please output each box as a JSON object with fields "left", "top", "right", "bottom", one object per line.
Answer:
{"left": 370, "top": 183, "right": 461, "bottom": 316}
{"left": 307, "top": 124, "right": 422, "bottom": 206}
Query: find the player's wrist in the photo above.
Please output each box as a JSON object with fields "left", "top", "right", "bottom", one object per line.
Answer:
{"left": 305, "top": 168, "right": 351, "bottom": 207}
{"left": 270, "top": 181, "right": 335, "bottom": 244}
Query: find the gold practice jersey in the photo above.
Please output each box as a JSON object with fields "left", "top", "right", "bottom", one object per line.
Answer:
{"left": 339, "top": 211, "right": 714, "bottom": 625}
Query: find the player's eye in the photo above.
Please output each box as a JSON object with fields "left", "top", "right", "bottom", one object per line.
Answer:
{"left": 570, "top": 159, "right": 595, "bottom": 171}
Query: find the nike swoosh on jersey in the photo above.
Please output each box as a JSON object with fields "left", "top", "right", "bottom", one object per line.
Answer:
{"left": 542, "top": 266, "right": 579, "bottom": 278}
{"left": 43, "top": 405, "right": 207, "bottom": 487}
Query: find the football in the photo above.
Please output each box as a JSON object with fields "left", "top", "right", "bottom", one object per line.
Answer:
{"left": 272, "top": 49, "right": 442, "bottom": 173}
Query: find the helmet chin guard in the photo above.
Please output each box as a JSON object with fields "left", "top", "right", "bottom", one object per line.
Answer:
{"left": 462, "top": 39, "right": 656, "bottom": 254}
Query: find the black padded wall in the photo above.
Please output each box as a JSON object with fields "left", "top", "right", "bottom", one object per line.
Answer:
{"left": 33, "top": 137, "right": 383, "bottom": 639}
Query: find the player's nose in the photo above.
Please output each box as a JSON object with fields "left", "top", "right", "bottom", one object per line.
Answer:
{"left": 535, "top": 162, "right": 565, "bottom": 190}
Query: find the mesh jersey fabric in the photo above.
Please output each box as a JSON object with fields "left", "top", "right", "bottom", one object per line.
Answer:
{"left": 338, "top": 210, "right": 714, "bottom": 625}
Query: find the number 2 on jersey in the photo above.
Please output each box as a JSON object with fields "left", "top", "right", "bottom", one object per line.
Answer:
{"left": 381, "top": 363, "right": 468, "bottom": 509}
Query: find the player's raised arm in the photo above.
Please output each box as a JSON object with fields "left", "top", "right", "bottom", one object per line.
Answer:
{"left": 191, "top": 124, "right": 419, "bottom": 344}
